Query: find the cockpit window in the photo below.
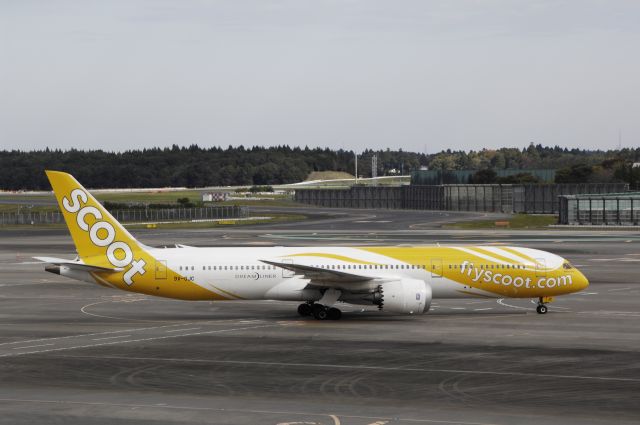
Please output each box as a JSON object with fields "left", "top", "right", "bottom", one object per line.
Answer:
{"left": 562, "top": 262, "right": 573, "bottom": 270}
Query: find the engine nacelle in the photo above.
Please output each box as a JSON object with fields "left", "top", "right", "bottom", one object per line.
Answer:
{"left": 377, "top": 279, "right": 432, "bottom": 314}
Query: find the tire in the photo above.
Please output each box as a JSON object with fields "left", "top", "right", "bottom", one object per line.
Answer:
{"left": 314, "top": 308, "right": 328, "bottom": 320}
{"left": 327, "top": 307, "right": 342, "bottom": 320}
{"left": 537, "top": 305, "right": 548, "bottom": 314}
{"left": 297, "top": 303, "right": 312, "bottom": 316}
{"left": 312, "top": 304, "right": 327, "bottom": 320}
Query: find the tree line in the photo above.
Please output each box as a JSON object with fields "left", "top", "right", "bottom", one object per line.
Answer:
{"left": 1, "top": 144, "right": 638, "bottom": 190}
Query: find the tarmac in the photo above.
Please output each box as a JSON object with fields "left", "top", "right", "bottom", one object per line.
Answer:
{"left": 0, "top": 207, "right": 639, "bottom": 425}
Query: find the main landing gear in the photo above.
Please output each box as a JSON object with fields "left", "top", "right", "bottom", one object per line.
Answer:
{"left": 297, "top": 302, "right": 342, "bottom": 320}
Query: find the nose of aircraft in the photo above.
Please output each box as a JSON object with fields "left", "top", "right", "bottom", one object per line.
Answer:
{"left": 576, "top": 268, "right": 590, "bottom": 291}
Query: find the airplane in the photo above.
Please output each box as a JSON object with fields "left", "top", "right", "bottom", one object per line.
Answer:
{"left": 36, "top": 170, "right": 589, "bottom": 319}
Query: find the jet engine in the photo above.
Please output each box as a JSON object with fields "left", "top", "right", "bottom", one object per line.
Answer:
{"left": 342, "top": 279, "right": 432, "bottom": 314}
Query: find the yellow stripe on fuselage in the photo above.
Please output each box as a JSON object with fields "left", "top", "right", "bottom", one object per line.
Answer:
{"left": 359, "top": 246, "right": 583, "bottom": 298}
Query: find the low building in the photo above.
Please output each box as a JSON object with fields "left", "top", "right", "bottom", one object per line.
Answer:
{"left": 201, "top": 192, "right": 229, "bottom": 202}
{"left": 558, "top": 192, "right": 640, "bottom": 225}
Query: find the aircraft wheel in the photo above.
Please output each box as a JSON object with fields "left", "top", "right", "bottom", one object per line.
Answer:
{"left": 536, "top": 305, "right": 548, "bottom": 314}
{"left": 297, "top": 303, "right": 312, "bottom": 316}
{"left": 312, "top": 304, "right": 328, "bottom": 320}
{"left": 327, "top": 307, "right": 342, "bottom": 320}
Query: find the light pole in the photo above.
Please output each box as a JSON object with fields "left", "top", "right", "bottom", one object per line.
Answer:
{"left": 354, "top": 151, "right": 358, "bottom": 184}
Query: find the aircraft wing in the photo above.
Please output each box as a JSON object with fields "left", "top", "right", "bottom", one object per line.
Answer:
{"left": 260, "top": 259, "right": 374, "bottom": 283}
{"left": 33, "top": 257, "right": 123, "bottom": 273}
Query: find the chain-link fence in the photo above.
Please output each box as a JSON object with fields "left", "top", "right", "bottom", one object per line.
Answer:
{"left": 295, "top": 183, "right": 630, "bottom": 214}
{"left": 0, "top": 206, "right": 248, "bottom": 225}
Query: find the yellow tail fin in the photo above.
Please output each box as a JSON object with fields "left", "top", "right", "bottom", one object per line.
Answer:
{"left": 46, "top": 171, "right": 145, "bottom": 278}
{"left": 45, "top": 170, "right": 222, "bottom": 299}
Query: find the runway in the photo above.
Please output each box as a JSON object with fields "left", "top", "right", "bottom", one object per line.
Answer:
{"left": 1, "top": 208, "right": 639, "bottom": 424}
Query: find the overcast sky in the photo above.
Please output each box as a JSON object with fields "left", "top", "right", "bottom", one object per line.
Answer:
{"left": 1, "top": 0, "right": 639, "bottom": 153}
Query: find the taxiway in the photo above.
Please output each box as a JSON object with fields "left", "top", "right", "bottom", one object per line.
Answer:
{"left": 0, "top": 208, "right": 639, "bottom": 425}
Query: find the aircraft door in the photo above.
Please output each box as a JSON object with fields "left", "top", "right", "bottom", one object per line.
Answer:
{"left": 535, "top": 258, "right": 546, "bottom": 277}
{"left": 430, "top": 258, "right": 443, "bottom": 278}
{"left": 281, "top": 258, "right": 295, "bottom": 278}
{"left": 155, "top": 260, "right": 167, "bottom": 280}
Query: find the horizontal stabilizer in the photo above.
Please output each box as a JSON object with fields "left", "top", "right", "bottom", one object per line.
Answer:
{"left": 33, "top": 257, "right": 123, "bottom": 273}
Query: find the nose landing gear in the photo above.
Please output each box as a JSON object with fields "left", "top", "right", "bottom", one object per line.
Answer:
{"left": 536, "top": 296, "right": 551, "bottom": 314}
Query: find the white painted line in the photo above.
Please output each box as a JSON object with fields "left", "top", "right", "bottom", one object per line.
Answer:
{"left": 80, "top": 299, "right": 152, "bottom": 321}
{"left": 450, "top": 307, "right": 466, "bottom": 310}
{"left": 353, "top": 220, "right": 391, "bottom": 223}
{"left": 0, "top": 320, "right": 237, "bottom": 347}
{"left": 55, "top": 354, "right": 640, "bottom": 383}
{"left": 92, "top": 335, "right": 132, "bottom": 341}
{"left": 527, "top": 300, "right": 570, "bottom": 310}
{"left": 474, "top": 308, "right": 493, "bottom": 311}
{"left": 582, "top": 310, "right": 640, "bottom": 316}
{"left": 0, "top": 397, "right": 501, "bottom": 425}
{"left": 13, "top": 343, "right": 54, "bottom": 350}
{"left": 165, "top": 328, "right": 201, "bottom": 333}
{"left": 497, "top": 299, "right": 529, "bottom": 311}
{"left": 0, "top": 324, "right": 276, "bottom": 358}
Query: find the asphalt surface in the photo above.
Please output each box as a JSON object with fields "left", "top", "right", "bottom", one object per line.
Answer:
{"left": 1, "top": 207, "right": 639, "bottom": 425}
